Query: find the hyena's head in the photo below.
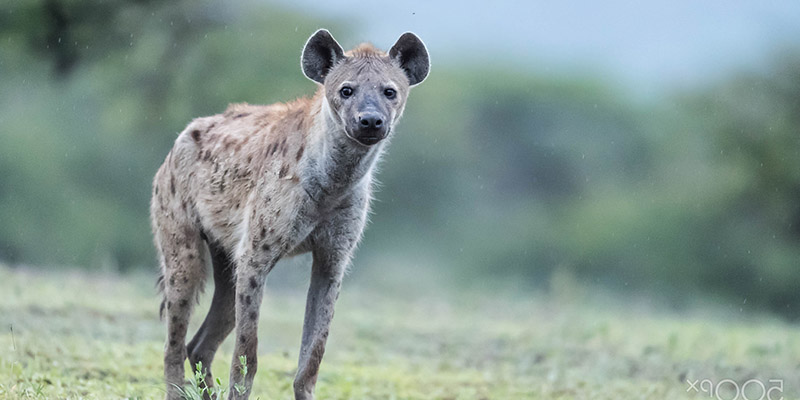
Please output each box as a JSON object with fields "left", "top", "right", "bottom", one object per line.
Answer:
{"left": 302, "top": 29, "right": 429, "bottom": 146}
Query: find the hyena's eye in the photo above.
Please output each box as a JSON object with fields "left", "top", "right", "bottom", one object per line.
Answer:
{"left": 383, "top": 88, "right": 396, "bottom": 99}
{"left": 340, "top": 87, "right": 354, "bottom": 98}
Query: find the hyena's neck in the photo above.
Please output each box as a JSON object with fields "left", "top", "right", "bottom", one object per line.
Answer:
{"left": 301, "top": 91, "right": 384, "bottom": 206}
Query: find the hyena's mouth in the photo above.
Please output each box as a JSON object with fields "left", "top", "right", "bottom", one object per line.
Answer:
{"left": 356, "top": 135, "right": 382, "bottom": 146}
{"left": 345, "top": 128, "right": 388, "bottom": 146}
{"left": 351, "top": 126, "right": 390, "bottom": 147}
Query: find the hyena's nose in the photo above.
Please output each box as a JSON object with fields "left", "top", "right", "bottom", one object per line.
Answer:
{"left": 358, "top": 113, "right": 383, "bottom": 130}
{"left": 355, "top": 112, "right": 386, "bottom": 145}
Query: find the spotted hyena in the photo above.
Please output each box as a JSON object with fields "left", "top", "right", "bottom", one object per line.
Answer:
{"left": 150, "top": 29, "right": 429, "bottom": 400}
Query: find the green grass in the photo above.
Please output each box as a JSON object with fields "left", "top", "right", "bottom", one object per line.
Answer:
{"left": 0, "top": 263, "right": 798, "bottom": 399}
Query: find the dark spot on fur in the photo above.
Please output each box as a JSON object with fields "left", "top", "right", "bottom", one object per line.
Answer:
{"left": 233, "top": 112, "right": 250, "bottom": 119}
{"left": 278, "top": 165, "right": 288, "bottom": 178}
{"left": 259, "top": 227, "right": 266, "bottom": 238}
{"left": 269, "top": 143, "right": 278, "bottom": 156}
{"left": 247, "top": 155, "right": 252, "bottom": 163}
{"left": 180, "top": 299, "right": 188, "bottom": 308}
{"left": 296, "top": 145, "right": 305, "bottom": 161}
{"left": 154, "top": 186, "right": 159, "bottom": 195}
{"left": 169, "top": 277, "right": 175, "bottom": 286}
{"left": 183, "top": 276, "right": 188, "bottom": 283}
{"left": 188, "top": 253, "right": 194, "bottom": 260}
{"left": 235, "top": 202, "right": 240, "bottom": 209}
{"left": 191, "top": 129, "right": 201, "bottom": 142}
{"left": 208, "top": 122, "right": 217, "bottom": 131}
{"left": 181, "top": 200, "right": 187, "bottom": 211}
{"left": 249, "top": 277, "right": 257, "bottom": 289}
{"left": 245, "top": 295, "right": 252, "bottom": 305}
{"left": 170, "top": 339, "right": 177, "bottom": 346}
{"left": 167, "top": 301, "right": 172, "bottom": 309}
{"left": 203, "top": 150, "right": 211, "bottom": 161}
{"left": 170, "top": 175, "right": 176, "bottom": 195}
{"left": 249, "top": 311, "right": 257, "bottom": 321}
{"left": 261, "top": 243, "right": 270, "bottom": 252}
{"left": 171, "top": 316, "right": 177, "bottom": 323}
{"left": 239, "top": 334, "right": 246, "bottom": 343}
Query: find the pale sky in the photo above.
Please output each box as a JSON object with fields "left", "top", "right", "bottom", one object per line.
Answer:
{"left": 277, "top": 0, "right": 800, "bottom": 98}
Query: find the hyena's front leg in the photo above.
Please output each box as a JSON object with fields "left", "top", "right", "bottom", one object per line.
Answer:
{"left": 227, "top": 255, "right": 276, "bottom": 400}
{"left": 293, "top": 250, "right": 347, "bottom": 400}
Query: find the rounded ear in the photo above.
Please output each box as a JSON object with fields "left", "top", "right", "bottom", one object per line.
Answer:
{"left": 389, "top": 32, "right": 430, "bottom": 86}
{"left": 301, "top": 29, "right": 345, "bottom": 84}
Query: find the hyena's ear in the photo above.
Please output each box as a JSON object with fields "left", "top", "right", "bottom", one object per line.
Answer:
{"left": 389, "top": 32, "right": 430, "bottom": 86}
{"left": 302, "top": 29, "right": 345, "bottom": 84}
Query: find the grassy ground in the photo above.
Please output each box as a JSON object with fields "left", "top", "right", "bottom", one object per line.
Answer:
{"left": 0, "top": 262, "right": 798, "bottom": 399}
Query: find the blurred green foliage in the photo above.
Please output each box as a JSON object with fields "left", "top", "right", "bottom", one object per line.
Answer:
{"left": 1, "top": 1, "right": 798, "bottom": 317}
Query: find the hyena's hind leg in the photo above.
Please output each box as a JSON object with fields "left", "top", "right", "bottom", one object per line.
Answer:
{"left": 187, "top": 241, "right": 236, "bottom": 391}
{"left": 154, "top": 219, "right": 208, "bottom": 400}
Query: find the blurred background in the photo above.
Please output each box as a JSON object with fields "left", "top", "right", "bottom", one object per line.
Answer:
{"left": 1, "top": 0, "right": 799, "bottom": 318}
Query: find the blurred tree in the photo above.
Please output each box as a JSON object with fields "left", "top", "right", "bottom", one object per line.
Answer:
{"left": 0, "top": 0, "right": 335, "bottom": 268}
{"left": 677, "top": 53, "right": 800, "bottom": 315}
{"left": 2, "top": 0, "right": 198, "bottom": 77}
